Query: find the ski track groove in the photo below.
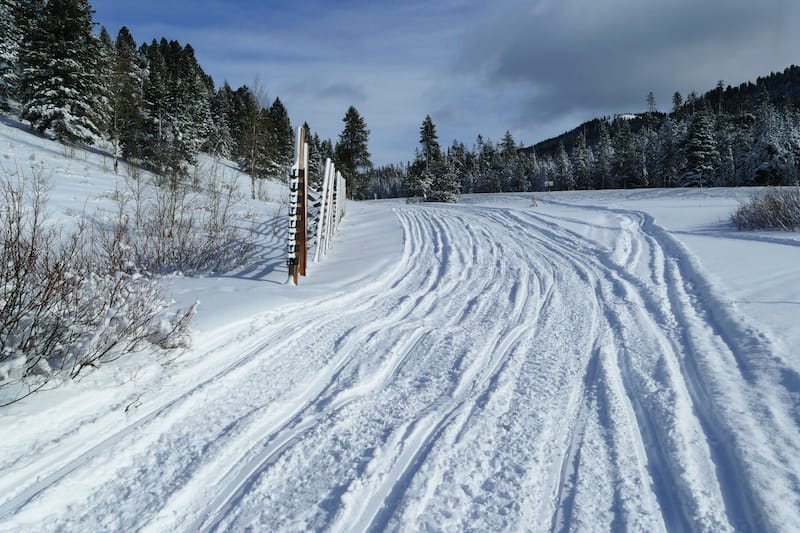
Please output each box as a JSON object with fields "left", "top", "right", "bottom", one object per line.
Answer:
{"left": 514, "top": 208, "right": 744, "bottom": 531}
{"left": 2, "top": 199, "right": 798, "bottom": 532}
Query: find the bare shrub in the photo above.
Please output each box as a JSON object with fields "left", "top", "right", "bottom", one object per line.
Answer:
{"left": 98, "top": 168, "right": 254, "bottom": 275}
{"left": 0, "top": 170, "right": 195, "bottom": 405}
{"left": 271, "top": 191, "right": 289, "bottom": 237}
{"left": 730, "top": 186, "right": 800, "bottom": 231}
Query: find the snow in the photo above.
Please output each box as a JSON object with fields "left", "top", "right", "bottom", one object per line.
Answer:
{"left": 1, "top": 119, "right": 800, "bottom": 531}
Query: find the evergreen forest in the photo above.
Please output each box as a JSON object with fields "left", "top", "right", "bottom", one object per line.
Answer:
{"left": 3, "top": 1, "right": 800, "bottom": 203}
{"left": 384, "top": 69, "right": 800, "bottom": 202}
{"left": 0, "top": 0, "right": 374, "bottom": 198}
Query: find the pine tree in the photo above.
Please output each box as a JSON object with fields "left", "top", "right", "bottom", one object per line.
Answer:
{"left": 406, "top": 115, "right": 439, "bottom": 199}
{"left": 594, "top": 121, "right": 614, "bottom": 189}
{"left": 472, "top": 137, "right": 499, "bottom": 193}
{"left": 419, "top": 114, "right": 441, "bottom": 167}
{"left": 319, "top": 137, "right": 334, "bottom": 163}
{"left": 646, "top": 91, "right": 658, "bottom": 130}
{"left": 406, "top": 150, "right": 432, "bottom": 200}
{"left": 488, "top": 144, "right": 505, "bottom": 192}
{"left": 229, "top": 84, "right": 261, "bottom": 173}
{"left": 335, "top": 106, "right": 371, "bottom": 199}
{"left": 206, "top": 86, "right": 234, "bottom": 159}
{"left": 448, "top": 140, "right": 468, "bottom": 192}
{"left": 111, "top": 26, "right": 144, "bottom": 161}
{"left": 672, "top": 91, "right": 684, "bottom": 121}
{"left": 571, "top": 130, "right": 589, "bottom": 189}
{"left": 655, "top": 117, "right": 679, "bottom": 187}
{"left": 428, "top": 156, "right": 460, "bottom": 203}
{"left": 268, "top": 96, "right": 294, "bottom": 169}
{"left": 556, "top": 141, "right": 574, "bottom": 190}
{"left": 0, "top": 0, "right": 22, "bottom": 109}
{"left": 250, "top": 105, "right": 275, "bottom": 179}
{"left": 681, "top": 106, "right": 718, "bottom": 187}
{"left": 174, "top": 43, "right": 213, "bottom": 160}
{"left": 96, "top": 26, "right": 114, "bottom": 136}
{"left": 407, "top": 115, "right": 458, "bottom": 202}
{"left": 19, "top": 0, "right": 104, "bottom": 144}
{"left": 750, "top": 86, "right": 789, "bottom": 185}
{"left": 458, "top": 140, "right": 477, "bottom": 194}
{"left": 525, "top": 148, "right": 540, "bottom": 191}
{"left": 614, "top": 119, "right": 643, "bottom": 188}
{"left": 138, "top": 39, "right": 213, "bottom": 179}
{"left": 500, "top": 130, "right": 522, "bottom": 191}
{"left": 731, "top": 121, "right": 753, "bottom": 186}
{"left": 139, "top": 40, "right": 169, "bottom": 173}
{"left": 15, "top": 0, "right": 44, "bottom": 43}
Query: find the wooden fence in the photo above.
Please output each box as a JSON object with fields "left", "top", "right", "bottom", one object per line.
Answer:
{"left": 288, "top": 127, "right": 346, "bottom": 285}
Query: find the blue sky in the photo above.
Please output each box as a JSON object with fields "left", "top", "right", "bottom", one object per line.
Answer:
{"left": 91, "top": 0, "right": 800, "bottom": 165}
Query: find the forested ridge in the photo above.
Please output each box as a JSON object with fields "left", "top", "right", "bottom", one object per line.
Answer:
{"left": 3, "top": 1, "right": 800, "bottom": 203}
{"left": 374, "top": 66, "right": 800, "bottom": 201}
{"left": 0, "top": 0, "right": 374, "bottom": 198}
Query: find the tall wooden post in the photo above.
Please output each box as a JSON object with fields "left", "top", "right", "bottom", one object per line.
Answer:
{"left": 298, "top": 129, "right": 308, "bottom": 278}
{"left": 289, "top": 127, "right": 307, "bottom": 285}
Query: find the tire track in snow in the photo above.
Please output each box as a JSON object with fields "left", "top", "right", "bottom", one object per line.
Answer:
{"left": 512, "top": 208, "right": 739, "bottom": 531}
{"left": 520, "top": 202, "right": 798, "bottom": 531}
{"left": 5, "top": 199, "right": 799, "bottom": 532}
{"left": 339, "top": 276, "right": 533, "bottom": 532}
{"left": 169, "top": 206, "right": 501, "bottom": 531}
{"left": 375, "top": 208, "right": 610, "bottom": 531}
{"left": 1, "top": 209, "right": 441, "bottom": 531}
{"left": 206, "top": 206, "right": 546, "bottom": 531}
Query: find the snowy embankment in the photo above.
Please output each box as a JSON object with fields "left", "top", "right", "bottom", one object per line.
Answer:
{"left": 1, "top": 119, "right": 799, "bottom": 531}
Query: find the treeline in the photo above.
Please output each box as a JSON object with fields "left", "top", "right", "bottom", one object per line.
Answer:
{"left": 0, "top": 0, "right": 296, "bottom": 185}
{"left": 368, "top": 65, "right": 800, "bottom": 201}
{"left": 529, "top": 67, "right": 800, "bottom": 190}
{"left": 367, "top": 117, "right": 539, "bottom": 201}
{"left": 0, "top": 0, "right": 376, "bottom": 197}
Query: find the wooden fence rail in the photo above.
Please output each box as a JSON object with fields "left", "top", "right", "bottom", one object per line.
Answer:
{"left": 287, "top": 127, "right": 346, "bottom": 285}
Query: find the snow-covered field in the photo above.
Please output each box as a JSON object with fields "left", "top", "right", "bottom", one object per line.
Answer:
{"left": 1, "top": 119, "right": 799, "bottom": 532}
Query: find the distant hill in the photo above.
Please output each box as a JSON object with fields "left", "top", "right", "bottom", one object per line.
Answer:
{"left": 526, "top": 64, "right": 800, "bottom": 159}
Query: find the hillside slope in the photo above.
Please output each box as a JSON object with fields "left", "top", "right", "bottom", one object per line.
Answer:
{"left": 1, "top": 123, "right": 799, "bottom": 531}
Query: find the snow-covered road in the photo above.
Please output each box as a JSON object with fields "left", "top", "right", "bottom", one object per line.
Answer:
{"left": 2, "top": 201, "right": 799, "bottom": 532}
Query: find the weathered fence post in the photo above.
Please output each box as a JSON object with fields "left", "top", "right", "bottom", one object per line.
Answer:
{"left": 314, "top": 158, "right": 333, "bottom": 263}
{"left": 288, "top": 127, "right": 307, "bottom": 285}
{"left": 300, "top": 139, "right": 309, "bottom": 277}
{"left": 289, "top": 127, "right": 347, "bottom": 278}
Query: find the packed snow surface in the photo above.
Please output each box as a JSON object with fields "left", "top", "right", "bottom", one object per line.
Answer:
{"left": 1, "top": 121, "right": 799, "bottom": 531}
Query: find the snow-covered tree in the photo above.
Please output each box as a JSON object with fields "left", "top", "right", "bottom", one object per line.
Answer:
{"left": 335, "top": 106, "right": 372, "bottom": 199}
{"left": 593, "top": 121, "right": 614, "bottom": 189}
{"left": 229, "top": 84, "right": 264, "bottom": 181}
{"left": 406, "top": 115, "right": 459, "bottom": 203}
{"left": 206, "top": 85, "right": 234, "bottom": 159}
{"left": 95, "top": 26, "right": 114, "bottom": 137}
{"left": 111, "top": 26, "right": 145, "bottom": 161}
{"left": 268, "top": 96, "right": 294, "bottom": 170}
{"left": 499, "top": 130, "right": 522, "bottom": 191}
{"left": 681, "top": 106, "right": 718, "bottom": 187}
{"left": 428, "top": 157, "right": 460, "bottom": 203}
{"left": 406, "top": 149, "right": 432, "bottom": 199}
{"left": 655, "top": 117, "right": 680, "bottom": 187}
{"left": 571, "top": 130, "right": 589, "bottom": 189}
{"left": 614, "top": 119, "right": 644, "bottom": 188}
{"left": 0, "top": 0, "right": 22, "bottom": 109}
{"left": 750, "top": 87, "right": 792, "bottom": 185}
{"left": 138, "top": 39, "right": 213, "bottom": 179}
{"left": 555, "top": 141, "right": 573, "bottom": 190}
{"left": 19, "top": 0, "right": 104, "bottom": 144}
{"left": 419, "top": 114, "right": 441, "bottom": 168}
